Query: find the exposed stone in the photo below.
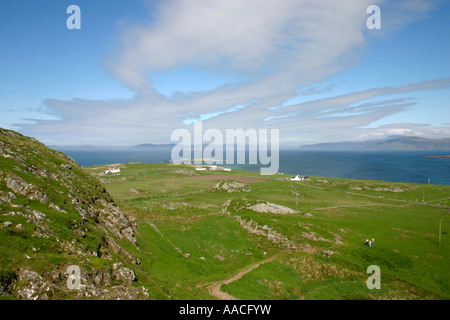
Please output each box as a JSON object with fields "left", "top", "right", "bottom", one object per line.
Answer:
{"left": 49, "top": 203, "right": 67, "bottom": 213}
{"left": 121, "top": 226, "right": 136, "bottom": 244}
{"left": 248, "top": 202, "right": 297, "bottom": 214}
{"left": 129, "top": 188, "right": 139, "bottom": 194}
{"left": 1, "top": 221, "right": 13, "bottom": 228}
{"left": 112, "top": 263, "right": 136, "bottom": 283}
{"left": 6, "top": 175, "right": 28, "bottom": 194}
{"left": 73, "top": 229, "right": 86, "bottom": 238}
{"left": 32, "top": 210, "right": 46, "bottom": 221}
{"left": 213, "top": 180, "right": 247, "bottom": 192}
{"left": 5, "top": 175, "right": 48, "bottom": 204}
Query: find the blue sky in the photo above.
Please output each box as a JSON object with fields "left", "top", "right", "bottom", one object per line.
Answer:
{"left": 0, "top": 0, "right": 449, "bottom": 147}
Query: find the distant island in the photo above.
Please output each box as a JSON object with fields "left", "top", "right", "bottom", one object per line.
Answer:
{"left": 299, "top": 135, "right": 450, "bottom": 151}
{"left": 132, "top": 143, "right": 175, "bottom": 149}
{"left": 425, "top": 155, "right": 450, "bottom": 159}
{"left": 52, "top": 136, "right": 450, "bottom": 152}
{"left": 51, "top": 143, "right": 175, "bottom": 151}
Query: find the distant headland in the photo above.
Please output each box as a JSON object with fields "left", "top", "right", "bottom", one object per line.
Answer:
{"left": 425, "top": 155, "right": 450, "bottom": 159}
{"left": 299, "top": 135, "right": 450, "bottom": 151}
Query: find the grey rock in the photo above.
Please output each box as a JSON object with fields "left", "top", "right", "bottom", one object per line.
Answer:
{"left": 73, "top": 229, "right": 86, "bottom": 238}
{"left": 112, "top": 263, "right": 136, "bottom": 283}
{"left": 249, "top": 202, "right": 297, "bottom": 214}
{"left": 1, "top": 221, "right": 13, "bottom": 228}
{"left": 6, "top": 176, "right": 28, "bottom": 194}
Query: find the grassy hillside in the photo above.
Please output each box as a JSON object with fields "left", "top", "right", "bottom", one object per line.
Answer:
{"left": 0, "top": 128, "right": 166, "bottom": 299}
{"left": 87, "top": 162, "right": 450, "bottom": 300}
{"left": 1, "top": 127, "right": 448, "bottom": 300}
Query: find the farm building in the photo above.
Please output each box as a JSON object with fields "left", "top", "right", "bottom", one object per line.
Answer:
{"left": 290, "top": 175, "right": 308, "bottom": 181}
{"left": 104, "top": 167, "right": 121, "bottom": 175}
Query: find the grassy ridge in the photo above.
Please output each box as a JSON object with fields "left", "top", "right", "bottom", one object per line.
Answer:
{"left": 0, "top": 128, "right": 163, "bottom": 299}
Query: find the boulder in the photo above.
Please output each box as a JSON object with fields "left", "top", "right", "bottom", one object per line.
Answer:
{"left": 112, "top": 263, "right": 136, "bottom": 283}
{"left": 248, "top": 202, "right": 297, "bottom": 214}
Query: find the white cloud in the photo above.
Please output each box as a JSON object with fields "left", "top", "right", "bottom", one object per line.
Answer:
{"left": 107, "top": 0, "right": 371, "bottom": 90}
{"left": 18, "top": 0, "right": 449, "bottom": 147}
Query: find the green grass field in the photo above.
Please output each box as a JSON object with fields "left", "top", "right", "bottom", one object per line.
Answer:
{"left": 87, "top": 162, "right": 450, "bottom": 300}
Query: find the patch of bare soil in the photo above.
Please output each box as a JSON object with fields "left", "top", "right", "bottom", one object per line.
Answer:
{"left": 186, "top": 175, "right": 266, "bottom": 183}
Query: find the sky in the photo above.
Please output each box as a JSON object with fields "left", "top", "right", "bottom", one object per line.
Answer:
{"left": 0, "top": 0, "right": 449, "bottom": 148}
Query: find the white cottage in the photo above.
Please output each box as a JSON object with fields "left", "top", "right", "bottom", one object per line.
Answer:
{"left": 105, "top": 167, "right": 121, "bottom": 175}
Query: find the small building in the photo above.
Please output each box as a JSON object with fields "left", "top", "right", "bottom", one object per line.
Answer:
{"left": 105, "top": 167, "right": 121, "bottom": 175}
{"left": 290, "top": 175, "right": 303, "bottom": 181}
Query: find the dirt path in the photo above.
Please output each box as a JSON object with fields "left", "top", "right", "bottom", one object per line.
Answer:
{"left": 201, "top": 251, "right": 287, "bottom": 300}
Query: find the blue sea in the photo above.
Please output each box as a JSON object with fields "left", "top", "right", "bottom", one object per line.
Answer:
{"left": 58, "top": 149, "right": 450, "bottom": 185}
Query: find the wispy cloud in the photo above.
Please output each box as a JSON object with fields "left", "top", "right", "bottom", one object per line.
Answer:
{"left": 17, "top": 0, "right": 449, "bottom": 147}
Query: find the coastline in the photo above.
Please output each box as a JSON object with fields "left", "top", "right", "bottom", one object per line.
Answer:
{"left": 59, "top": 149, "right": 450, "bottom": 186}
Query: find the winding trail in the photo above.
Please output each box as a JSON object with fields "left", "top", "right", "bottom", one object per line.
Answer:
{"left": 200, "top": 251, "right": 287, "bottom": 300}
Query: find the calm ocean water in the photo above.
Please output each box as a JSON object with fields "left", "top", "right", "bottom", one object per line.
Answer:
{"left": 59, "top": 149, "right": 450, "bottom": 185}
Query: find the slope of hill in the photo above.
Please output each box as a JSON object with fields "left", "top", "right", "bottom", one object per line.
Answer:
{"left": 0, "top": 128, "right": 158, "bottom": 299}
{"left": 299, "top": 136, "right": 450, "bottom": 150}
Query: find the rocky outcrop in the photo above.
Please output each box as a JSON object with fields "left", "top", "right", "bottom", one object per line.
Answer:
{"left": 12, "top": 266, "right": 146, "bottom": 300}
{"left": 248, "top": 202, "right": 298, "bottom": 214}
{"left": 234, "top": 215, "right": 304, "bottom": 251}
{"left": 0, "top": 128, "right": 143, "bottom": 299}
{"left": 212, "top": 180, "right": 251, "bottom": 193}
{"left": 6, "top": 175, "right": 49, "bottom": 204}
{"left": 112, "top": 263, "right": 136, "bottom": 283}
{"left": 349, "top": 185, "right": 404, "bottom": 192}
